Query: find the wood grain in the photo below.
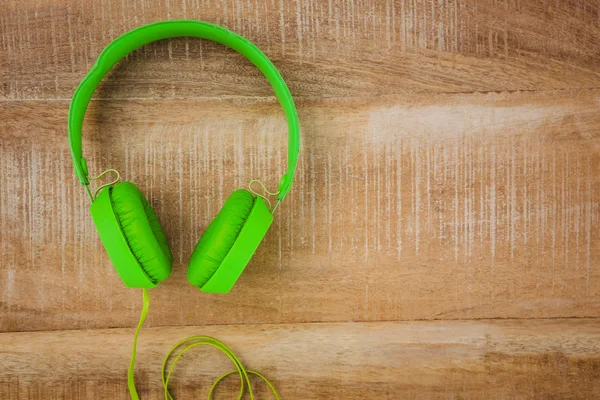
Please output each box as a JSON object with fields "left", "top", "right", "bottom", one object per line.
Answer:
{"left": 2, "top": 1, "right": 600, "bottom": 397}
{"left": 1, "top": 319, "right": 599, "bottom": 399}
{"left": 2, "top": 89, "right": 599, "bottom": 332}
{"left": 2, "top": 0, "right": 600, "bottom": 100}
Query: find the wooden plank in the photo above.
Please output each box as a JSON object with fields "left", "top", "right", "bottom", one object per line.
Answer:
{"left": 1, "top": 89, "right": 599, "bottom": 332}
{"left": 2, "top": 0, "right": 600, "bottom": 100}
{"left": 1, "top": 319, "right": 599, "bottom": 399}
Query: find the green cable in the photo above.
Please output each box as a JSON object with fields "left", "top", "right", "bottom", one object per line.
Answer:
{"left": 128, "top": 288, "right": 150, "bottom": 400}
{"left": 128, "top": 288, "right": 280, "bottom": 399}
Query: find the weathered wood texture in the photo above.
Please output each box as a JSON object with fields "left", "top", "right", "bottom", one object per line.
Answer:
{"left": 2, "top": 89, "right": 599, "bottom": 332}
{"left": 2, "top": 1, "right": 600, "bottom": 398}
{"left": 2, "top": 0, "right": 600, "bottom": 100}
{"left": 1, "top": 319, "right": 599, "bottom": 399}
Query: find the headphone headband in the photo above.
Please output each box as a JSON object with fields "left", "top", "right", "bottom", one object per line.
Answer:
{"left": 68, "top": 20, "right": 300, "bottom": 201}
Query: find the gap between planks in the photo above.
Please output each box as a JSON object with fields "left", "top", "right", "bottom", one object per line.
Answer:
{"left": 3, "top": 85, "right": 600, "bottom": 103}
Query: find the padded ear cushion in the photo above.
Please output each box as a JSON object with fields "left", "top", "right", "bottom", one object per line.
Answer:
{"left": 111, "top": 182, "right": 173, "bottom": 284}
{"left": 188, "top": 189, "right": 255, "bottom": 288}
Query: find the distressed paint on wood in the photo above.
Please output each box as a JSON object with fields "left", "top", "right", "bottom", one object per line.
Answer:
{"left": 2, "top": 0, "right": 600, "bottom": 398}
{"left": 1, "top": 89, "right": 599, "bottom": 332}
{"left": 1, "top": 0, "right": 600, "bottom": 100}
{"left": 1, "top": 319, "right": 599, "bottom": 399}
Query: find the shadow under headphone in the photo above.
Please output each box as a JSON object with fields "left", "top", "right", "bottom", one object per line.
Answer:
{"left": 68, "top": 20, "right": 300, "bottom": 294}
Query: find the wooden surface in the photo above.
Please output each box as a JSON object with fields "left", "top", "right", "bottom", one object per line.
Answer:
{"left": 2, "top": 319, "right": 600, "bottom": 399}
{"left": 1, "top": 0, "right": 600, "bottom": 398}
{"left": 2, "top": 90, "right": 600, "bottom": 332}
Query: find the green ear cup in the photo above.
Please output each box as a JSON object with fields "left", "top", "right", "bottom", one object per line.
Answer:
{"left": 110, "top": 182, "right": 173, "bottom": 284}
{"left": 188, "top": 189, "right": 255, "bottom": 288}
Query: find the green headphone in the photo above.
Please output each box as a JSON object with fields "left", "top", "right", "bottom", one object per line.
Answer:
{"left": 68, "top": 20, "right": 300, "bottom": 294}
